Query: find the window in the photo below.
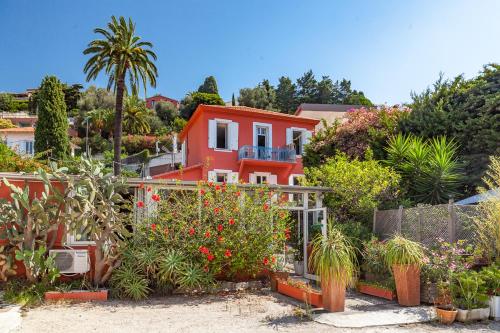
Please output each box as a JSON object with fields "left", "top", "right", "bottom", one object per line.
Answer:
{"left": 24, "top": 141, "right": 34, "bottom": 155}
{"left": 292, "top": 130, "right": 303, "bottom": 155}
{"left": 151, "top": 100, "right": 156, "bottom": 108}
{"left": 256, "top": 175, "right": 268, "bottom": 184}
{"left": 216, "top": 122, "right": 228, "bottom": 149}
{"left": 216, "top": 173, "right": 227, "bottom": 183}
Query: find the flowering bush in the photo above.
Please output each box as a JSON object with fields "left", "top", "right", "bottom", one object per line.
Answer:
{"left": 135, "top": 182, "right": 290, "bottom": 282}
{"left": 121, "top": 134, "right": 173, "bottom": 155}
{"left": 361, "top": 237, "right": 392, "bottom": 282}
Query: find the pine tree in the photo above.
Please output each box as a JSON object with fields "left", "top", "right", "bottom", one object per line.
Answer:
{"left": 198, "top": 76, "right": 219, "bottom": 94}
{"left": 35, "top": 76, "right": 70, "bottom": 159}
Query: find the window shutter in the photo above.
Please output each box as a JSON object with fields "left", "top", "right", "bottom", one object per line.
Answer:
{"left": 228, "top": 172, "right": 239, "bottom": 183}
{"left": 181, "top": 141, "right": 186, "bottom": 166}
{"left": 269, "top": 174, "right": 278, "bottom": 185}
{"left": 207, "top": 171, "right": 216, "bottom": 182}
{"left": 286, "top": 128, "right": 292, "bottom": 146}
{"left": 303, "top": 130, "right": 312, "bottom": 146}
{"left": 249, "top": 173, "right": 257, "bottom": 184}
{"left": 208, "top": 120, "right": 216, "bottom": 148}
{"left": 228, "top": 122, "right": 239, "bottom": 151}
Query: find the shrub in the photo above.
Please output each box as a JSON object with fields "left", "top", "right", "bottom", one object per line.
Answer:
{"left": 0, "top": 119, "right": 16, "bottom": 129}
{"left": 361, "top": 237, "right": 392, "bottom": 283}
{"left": 121, "top": 134, "right": 172, "bottom": 155}
{"left": 0, "top": 142, "right": 48, "bottom": 172}
{"left": 304, "top": 153, "right": 401, "bottom": 225}
{"left": 451, "top": 271, "right": 488, "bottom": 310}
{"left": 384, "top": 235, "right": 425, "bottom": 267}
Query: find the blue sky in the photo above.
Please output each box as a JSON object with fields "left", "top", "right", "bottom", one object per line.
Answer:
{"left": 1, "top": 0, "right": 499, "bottom": 105}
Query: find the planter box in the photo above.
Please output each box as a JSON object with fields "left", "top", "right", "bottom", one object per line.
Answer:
{"left": 270, "top": 271, "right": 289, "bottom": 292}
{"left": 277, "top": 280, "right": 323, "bottom": 308}
{"left": 456, "top": 307, "right": 490, "bottom": 322}
{"left": 45, "top": 290, "right": 108, "bottom": 302}
{"left": 393, "top": 264, "right": 420, "bottom": 306}
{"left": 357, "top": 283, "right": 396, "bottom": 301}
{"left": 490, "top": 296, "right": 500, "bottom": 320}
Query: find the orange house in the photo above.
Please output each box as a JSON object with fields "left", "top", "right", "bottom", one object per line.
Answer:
{"left": 154, "top": 105, "right": 319, "bottom": 185}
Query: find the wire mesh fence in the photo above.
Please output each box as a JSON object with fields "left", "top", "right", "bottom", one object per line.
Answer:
{"left": 373, "top": 202, "right": 478, "bottom": 246}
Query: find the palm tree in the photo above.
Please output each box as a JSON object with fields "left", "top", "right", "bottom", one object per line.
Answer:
{"left": 123, "top": 95, "right": 151, "bottom": 135}
{"left": 83, "top": 16, "right": 157, "bottom": 175}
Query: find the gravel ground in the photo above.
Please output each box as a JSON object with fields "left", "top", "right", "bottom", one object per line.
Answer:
{"left": 12, "top": 291, "right": 500, "bottom": 333}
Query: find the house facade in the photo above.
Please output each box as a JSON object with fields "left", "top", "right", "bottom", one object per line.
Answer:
{"left": 146, "top": 94, "right": 179, "bottom": 109}
{"left": 154, "top": 105, "right": 319, "bottom": 185}
{"left": 0, "top": 127, "right": 35, "bottom": 156}
{"left": 295, "top": 103, "right": 363, "bottom": 130}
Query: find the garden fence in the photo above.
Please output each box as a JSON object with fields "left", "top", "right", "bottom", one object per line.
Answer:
{"left": 372, "top": 201, "right": 478, "bottom": 246}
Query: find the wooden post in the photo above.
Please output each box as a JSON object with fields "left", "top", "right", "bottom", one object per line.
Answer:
{"left": 372, "top": 207, "right": 378, "bottom": 233}
{"left": 397, "top": 205, "right": 403, "bottom": 234}
{"left": 448, "top": 199, "right": 456, "bottom": 243}
{"left": 417, "top": 205, "right": 423, "bottom": 242}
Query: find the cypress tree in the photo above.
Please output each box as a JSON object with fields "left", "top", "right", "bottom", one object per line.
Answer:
{"left": 231, "top": 93, "right": 236, "bottom": 106}
{"left": 35, "top": 76, "right": 70, "bottom": 159}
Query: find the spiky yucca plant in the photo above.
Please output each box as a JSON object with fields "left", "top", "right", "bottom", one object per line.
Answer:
{"left": 309, "top": 224, "right": 358, "bottom": 286}
{"left": 384, "top": 235, "right": 425, "bottom": 267}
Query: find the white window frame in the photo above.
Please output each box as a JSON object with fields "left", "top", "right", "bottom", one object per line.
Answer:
{"left": 288, "top": 174, "right": 304, "bottom": 186}
{"left": 210, "top": 118, "right": 237, "bottom": 152}
{"left": 253, "top": 122, "right": 272, "bottom": 148}
{"left": 66, "top": 233, "right": 95, "bottom": 246}
{"left": 287, "top": 127, "right": 308, "bottom": 157}
{"left": 208, "top": 169, "right": 239, "bottom": 183}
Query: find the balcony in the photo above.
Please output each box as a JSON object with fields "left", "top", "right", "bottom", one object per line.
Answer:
{"left": 238, "top": 145, "right": 296, "bottom": 163}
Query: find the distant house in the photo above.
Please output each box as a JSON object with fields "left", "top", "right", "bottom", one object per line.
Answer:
{"left": 146, "top": 95, "right": 179, "bottom": 109}
{"left": 295, "top": 103, "right": 364, "bottom": 130}
{"left": 0, "top": 112, "right": 37, "bottom": 127}
{"left": 0, "top": 127, "right": 35, "bottom": 156}
{"left": 154, "top": 104, "right": 318, "bottom": 185}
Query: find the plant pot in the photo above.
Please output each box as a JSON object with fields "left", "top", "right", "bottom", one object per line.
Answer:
{"left": 45, "top": 289, "right": 108, "bottom": 302}
{"left": 435, "top": 306, "right": 457, "bottom": 325}
{"left": 456, "top": 308, "right": 490, "bottom": 322}
{"left": 392, "top": 264, "right": 420, "bottom": 306}
{"left": 270, "top": 271, "right": 289, "bottom": 292}
{"left": 293, "top": 261, "right": 304, "bottom": 276}
{"left": 276, "top": 280, "right": 323, "bottom": 307}
{"left": 489, "top": 295, "right": 500, "bottom": 320}
{"left": 321, "top": 276, "right": 346, "bottom": 312}
{"left": 357, "top": 282, "right": 396, "bottom": 301}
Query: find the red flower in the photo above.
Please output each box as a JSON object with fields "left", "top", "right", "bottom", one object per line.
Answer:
{"left": 137, "top": 201, "right": 144, "bottom": 208}
{"left": 218, "top": 236, "right": 224, "bottom": 243}
{"left": 285, "top": 233, "right": 291, "bottom": 240}
{"left": 204, "top": 200, "right": 209, "bottom": 207}
{"left": 139, "top": 183, "right": 144, "bottom": 189}
{"left": 217, "top": 224, "right": 223, "bottom": 232}
{"left": 199, "top": 246, "right": 209, "bottom": 254}
{"left": 215, "top": 185, "right": 221, "bottom": 191}
{"left": 151, "top": 194, "right": 160, "bottom": 202}
{"left": 271, "top": 256, "right": 276, "bottom": 263}
{"left": 151, "top": 223, "right": 157, "bottom": 231}
{"left": 235, "top": 191, "right": 241, "bottom": 197}
{"left": 208, "top": 181, "right": 214, "bottom": 187}
{"left": 214, "top": 207, "right": 220, "bottom": 214}
{"left": 207, "top": 254, "right": 215, "bottom": 261}
{"left": 224, "top": 249, "right": 232, "bottom": 258}
{"left": 147, "top": 186, "right": 152, "bottom": 192}
{"left": 228, "top": 218, "right": 235, "bottom": 225}
{"left": 263, "top": 257, "right": 269, "bottom": 265}
{"left": 263, "top": 203, "right": 269, "bottom": 211}
{"left": 205, "top": 231, "right": 211, "bottom": 238}
{"left": 189, "top": 227, "right": 195, "bottom": 236}
{"left": 200, "top": 189, "right": 206, "bottom": 195}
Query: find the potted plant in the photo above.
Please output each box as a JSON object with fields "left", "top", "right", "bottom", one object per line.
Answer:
{"left": 276, "top": 277, "right": 323, "bottom": 307}
{"left": 480, "top": 265, "right": 500, "bottom": 320}
{"left": 310, "top": 224, "right": 357, "bottom": 312}
{"left": 451, "top": 271, "right": 490, "bottom": 322}
{"left": 384, "top": 235, "right": 424, "bottom": 306}
{"left": 434, "top": 281, "right": 457, "bottom": 325}
{"left": 293, "top": 235, "right": 304, "bottom": 276}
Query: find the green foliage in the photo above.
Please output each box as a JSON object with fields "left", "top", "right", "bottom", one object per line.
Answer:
{"left": 0, "top": 245, "right": 17, "bottom": 282}
{"left": 401, "top": 64, "right": 500, "bottom": 195}
{"left": 385, "top": 134, "right": 463, "bottom": 204}
{"left": 171, "top": 117, "right": 187, "bottom": 133}
{"left": 474, "top": 156, "right": 500, "bottom": 261}
{"left": 110, "top": 262, "right": 151, "bottom": 300}
{"left": 275, "top": 76, "right": 297, "bottom": 114}
{"left": 197, "top": 76, "right": 219, "bottom": 94}
{"left": 310, "top": 224, "right": 357, "bottom": 286}
{"left": 77, "top": 86, "right": 115, "bottom": 112}
{"left": 0, "top": 93, "right": 14, "bottom": 111}
{"left": 361, "top": 237, "right": 392, "bottom": 282}
{"left": 123, "top": 95, "right": 151, "bottom": 135}
{"left": 180, "top": 92, "right": 224, "bottom": 119}
{"left": 0, "top": 118, "right": 16, "bottom": 128}
{"left": 304, "top": 153, "right": 401, "bottom": 225}
{"left": 238, "top": 79, "right": 277, "bottom": 110}
{"left": 154, "top": 100, "right": 179, "bottom": 126}
{"left": 15, "top": 246, "right": 60, "bottom": 285}
{"left": 451, "top": 271, "right": 489, "bottom": 310}
{"left": 479, "top": 265, "right": 500, "bottom": 296}
{"left": 3, "top": 279, "right": 50, "bottom": 306}
{"left": 62, "top": 83, "right": 83, "bottom": 113}
{"left": 34, "top": 75, "right": 71, "bottom": 159}
{"left": 121, "top": 134, "right": 172, "bottom": 155}
{"left": 384, "top": 235, "right": 425, "bottom": 267}
{"left": 0, "top": 142, "right": 47, "bottom": 173}
{"left": 335, "top": 221, "right": 373, "bottom": 260}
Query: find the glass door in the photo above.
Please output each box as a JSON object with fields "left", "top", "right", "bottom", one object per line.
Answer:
{"left": 256, "top": 126, "right": 268, "bottom": 159}
{"left": 303, "top": 207, "right": 327, "bottom": 281}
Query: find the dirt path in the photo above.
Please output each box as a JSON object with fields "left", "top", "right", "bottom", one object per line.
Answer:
{"left": 12, "top": 291, "right": 500, "bottom": 333}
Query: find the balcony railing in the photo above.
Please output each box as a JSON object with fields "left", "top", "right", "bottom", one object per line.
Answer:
{"left": 238, "top": 145, "right": 296, "bottom": 163}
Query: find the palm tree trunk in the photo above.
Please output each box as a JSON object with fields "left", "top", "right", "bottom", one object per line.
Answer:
{"left": 113, "top": 76, "right": 125, "bottom": 176}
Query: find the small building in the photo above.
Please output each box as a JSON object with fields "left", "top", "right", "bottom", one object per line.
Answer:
{"left": 295, "top": 103, "right": 364, "bottom": 130}
{"left": 0, "top": 127, "right": 35, "bottom": 156}
{"left": 0, "top": 112, "right": 37, "bottom": 128}
{"left": 146, "top": 94, "right": 179, "bottom": 109}
{"left": 154, "top": 105, "right": 319, "bottom": 185}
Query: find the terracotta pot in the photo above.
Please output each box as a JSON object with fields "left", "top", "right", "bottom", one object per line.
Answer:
{"left": 276, "top": 280, "right": 323, "bottom": 307}
{"left": 357, "top": 283, "right": 396, "bottom": 301}
{"left": 270, "top": 271, "right": 289, "bottom": 291}
{"left": 435, "top": 306, "right": 457, "bottom": 325}
{"left": 321, "top": 276, "right": 346, "bottom": 312}
{"left": 392, "top": 264, "right": 420, "bottom": 306}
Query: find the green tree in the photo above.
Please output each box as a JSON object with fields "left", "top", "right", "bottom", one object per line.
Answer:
{"left": 0, "top": 93, "right": 14, "bottom": 111}
{"left": 180, "top": 92, "right": 224, "bottom": 119}
{"left": 34, "top": 76, "right": 70, "bottom": 159}
{"left": 344, "top": 91, "right": 373, "bottom": 106}
{"left": 231, "top": 93, "right": 236, "bottom": 106}
{"left": 123, "top": 95, "right": 151, "bottom": 135}
{"left": 83, "top": 16, "right": 158, "bottom": 175}
{"left": 154, "top": 100, "right": 178, "bottom": 126}
{"left": 197, "top": 76, "right": 219, "bottom": 94}
{"left": 62, "top": 83, "right": 83, "bottom": 115}
{"left": 238, "top": 80, "right": 276, "bottom": 110}
{"left": 275, "top": 76, "right": 297, "bottom": 113}
{"left": 78, "top": 86, "right": 116, "bottom": 112}
{"left": 316, "top": 76, "right": 335, "bottom": 104}
{"left": 296, "top": 70, "right": 318, "bottom": 104}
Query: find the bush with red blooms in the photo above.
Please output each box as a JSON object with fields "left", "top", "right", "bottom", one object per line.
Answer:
{"left": 135, "top": 181, "right": 291, "bottom": 281}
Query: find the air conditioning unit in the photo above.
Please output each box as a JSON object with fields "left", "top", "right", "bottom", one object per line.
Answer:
{"left": 49, "top": 249, "right": 90, "bottom": 274}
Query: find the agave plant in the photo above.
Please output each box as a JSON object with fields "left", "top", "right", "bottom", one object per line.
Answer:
{"left": 384, "top": 235, "right": 425, "bottom": 267}
{"left": 110, "top": 263, "right": 151, "bottom": 301}
{"left": 157, "top": 250, "right": 187, "bottom": 285}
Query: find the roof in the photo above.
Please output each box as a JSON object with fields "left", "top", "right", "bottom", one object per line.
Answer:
{"left": 456, "top": 188, "right": 500, "bottom": 205}
{"left": 295, "top": 103, "right": 364, "bottom": 115}
{"left": 0, "top": 127, "right": 35, "bottom": 133}
{"left": 179, "top": 105, "right": 319, "bottom": 140}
